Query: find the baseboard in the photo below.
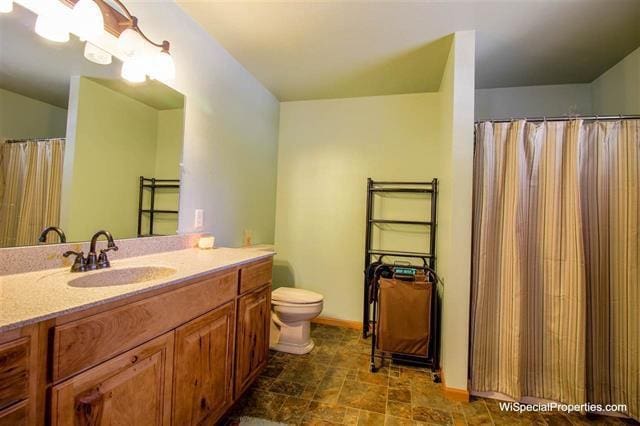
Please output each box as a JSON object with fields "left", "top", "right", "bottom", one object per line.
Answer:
{"left": 311, "top": 316, "right": 362, "bottom": 330}
{"left": 441, "top": 371, "right": 470, "bottom": 402}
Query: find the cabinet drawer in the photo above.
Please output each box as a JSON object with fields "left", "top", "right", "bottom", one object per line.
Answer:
{"left": 0, "top": 337, "right": 29, "bottom": 410}
{"left": 0, "top": 400, "right": 28, "bottom": 426}
{"left": 239, "top": 260, "right": 272, "bottom": 294}
{"left": 53, "top": 270, "right": 237, "bottom": 381}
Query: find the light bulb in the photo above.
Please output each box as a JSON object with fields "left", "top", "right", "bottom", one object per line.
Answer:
{"left": 150, "top": 50, "right": 176, "bottom": 82}
{"left": 0, "top": 0, "right": 13, "bottom": 14}
{"left": 121, "top": 57, "right": 146, "bottom": 83}
{"left": 84, "top": 42, "right": 111, "bottom": 65}
{"left": 71, "top": 0, "right": 104, "bottom": 40}
{"left": 35, "top": 6, "right": 70, "bottom": 43}
{"left": 118, "top": 28, "right": 145, "bottom": 59}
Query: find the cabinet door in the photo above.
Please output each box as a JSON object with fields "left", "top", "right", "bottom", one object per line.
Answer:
{"left": 235, "top": 285, "right": 271, "bottom": 397}
{"left": 172, "top": 302, "right": 235, "bottom": 425}
{"left": 0, "top": 401, "right": 27, "bottom": 426}
{"left": 51, "top": 333, "right": 174, "bottom": 426}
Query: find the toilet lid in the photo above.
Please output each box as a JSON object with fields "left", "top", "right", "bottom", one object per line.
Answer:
{"left": 272, "top": 287, "right": 324, "bottom": 304}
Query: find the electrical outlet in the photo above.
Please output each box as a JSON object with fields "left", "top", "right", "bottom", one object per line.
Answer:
{"left": 194, "top": 209, "right": 204, "bottom": 229}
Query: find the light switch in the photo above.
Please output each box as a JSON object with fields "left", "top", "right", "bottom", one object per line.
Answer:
{"left": 194, "top": 209, "right": 204, "bottom": 229}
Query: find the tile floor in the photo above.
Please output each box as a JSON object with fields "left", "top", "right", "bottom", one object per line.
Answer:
{"left": 224, "top": 324, "right": 638, "bottom": 425}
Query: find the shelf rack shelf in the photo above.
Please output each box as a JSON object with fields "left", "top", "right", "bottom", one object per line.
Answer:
{"left": 137, "top": 176, "right": 180, "bottom": 237}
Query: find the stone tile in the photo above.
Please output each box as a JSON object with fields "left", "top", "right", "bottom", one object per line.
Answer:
{"left": 358, "top": 410, "right": 387, "bottom": 425}
{"left": 541, "top": 413, "right": 574, "bottom": 426}
{"left": 357, "top": 368, "right": 390, "bottom": 387}
{"left": 388, "top": 387, "right": 412, "bottom": 404}
{"left": 300, "top": 383, "right": 319, "bottom": 400}
{"left": 412, "top": 406, "right": 454, "bottom": 425}
{"left": 269, "top": 379, "right": 306, "bottom": 397}
{"left": 411, "top": 382, "right": 461, "bottom": 412}
{"left": 399, "top": 368, "right": 433, "bottom": 384}
{"left": 451, "top": 410, "right": 467, "bottom": 426}
{"left": 344, "top": 408, "right": 360, "bottom": 426}
{"left": 280, "top": 361, "right": 328, "bottom": 385}
{"left": 338, "top": 380, "right": 388, "bottom": 414}
{"left": 304, "top": 401, "right": 347, "bottom": 423}
{"left": 346, "top": 369, "right": 359, "bottom": 380}
{"left": 236, "top": 389, "right": 287, "bottom": 421}
{"left": 276, "top": 396, "right": 311, "bottom": 425}
{"left": 299, "top": 417, "right": 341, "bottom": 426}
{"left": 387, "top": 400, "right": 412, "bottom": 419}
{"left": 262, "top": 361, "right": 287, "bottom": 378}
{"left": 484, "top": 400, "right": 546, "bottom": 425}
{"left": 253, "top": 375, "right": 275, "bottom": 390}
{"left": 312, "top": 374, "right": 346, "bottom": 404}
{"left": 459, "top": 399, "right": 492, "bottom": 425}
{"left": 385, "top": 415, "right": 417, "bottom": 426}
{"left": 389, "top": 376, "right": 412, "bottom": 389}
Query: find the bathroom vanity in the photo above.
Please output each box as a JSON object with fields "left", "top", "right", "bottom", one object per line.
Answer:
{"left": 0, "top": 248, "right": 274, "bottom": 425}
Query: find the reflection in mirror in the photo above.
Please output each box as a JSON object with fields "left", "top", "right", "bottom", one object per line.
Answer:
{"left": 0, "top": 3, "right": 185, "bottom": 248}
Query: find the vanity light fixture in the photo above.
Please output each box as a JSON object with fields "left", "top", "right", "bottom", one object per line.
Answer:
{"left": 35, "top": 4, "right": 70, "bottom": 43}
{"left": 84, "top": 42, "right": 112, "bottom": 65}
{"left": 150, "top": 41, "right": 176, "bottom": 82}
{"left": 117, "top": 22, "right": 145, "bottom": 59}
{"left": 11, "top": 0, "right": 175, "bottom": 83}
{"left": 71, "top": 0, "right": 104, "bottom": 40}
{"left": 0, "top": 0, "right": 13, "bottom": 14}
{"left": 121, "top": 55, "right": 146, "bottom": 83}
{"left": 112, "top": 2, "right": 176, "bottom": 84}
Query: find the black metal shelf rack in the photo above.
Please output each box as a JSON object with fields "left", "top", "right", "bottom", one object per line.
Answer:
{"left": 363, "top": 178, "right": 440, "bottom": 377}
{"left": 137, "top": 176, "right": 180, "bottom": 237}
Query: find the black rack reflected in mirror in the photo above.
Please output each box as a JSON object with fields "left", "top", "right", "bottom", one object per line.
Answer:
{"left": 137, "top": 176, "right": 180, "bottom": 237}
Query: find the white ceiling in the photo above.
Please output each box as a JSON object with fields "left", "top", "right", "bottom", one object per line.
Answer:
{"left": 177, "top": 0, "right": 640, "bottom": 101}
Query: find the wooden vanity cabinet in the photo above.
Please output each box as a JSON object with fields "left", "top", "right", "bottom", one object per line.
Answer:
{"left": 172, "top": 301, "right": 236, "bottom": 425}
{"left": 0, "top": 257, "right": 273, "bottom": 425}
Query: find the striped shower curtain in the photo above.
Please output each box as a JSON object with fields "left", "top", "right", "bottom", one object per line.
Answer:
{"left": 470, "top": 119, "right": 639, "bottom": 421}
{"left": 0, "top": 139, "right": 65, "bottom": 247}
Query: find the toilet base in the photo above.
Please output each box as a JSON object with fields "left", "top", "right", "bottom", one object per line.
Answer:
{"left": 270, "top": 319, "right": 315, "bottom": 354}
{"left": 272, "top": 338, "right": 315, "bottom": 355}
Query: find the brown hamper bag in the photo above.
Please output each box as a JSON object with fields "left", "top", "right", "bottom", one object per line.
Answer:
{"left": 376, "top": 275, "right": 433, "bottom": 356}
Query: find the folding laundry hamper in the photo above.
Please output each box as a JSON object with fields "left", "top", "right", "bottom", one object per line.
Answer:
{"left": 376, "top": 273, "right": 433, "bottom": 357}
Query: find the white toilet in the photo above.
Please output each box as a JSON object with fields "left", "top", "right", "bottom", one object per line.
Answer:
{"left": 270, "top": 287, "right": 324, "bottom": 354}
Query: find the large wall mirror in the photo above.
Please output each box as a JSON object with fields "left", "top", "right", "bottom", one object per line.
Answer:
{"left": 0, "top": 3, "right": 185, "bottom": 248}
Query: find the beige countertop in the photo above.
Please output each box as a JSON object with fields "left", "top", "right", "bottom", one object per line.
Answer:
{"left": 0, "top": 247, "right": 275, "bottom": 333}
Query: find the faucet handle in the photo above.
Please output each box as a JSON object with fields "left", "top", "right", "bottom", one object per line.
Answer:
{"left": 97, "top": 245, "right": 118, "bottom": 268}
{"left": 63, "top": 251, "right": 87, "bottom": 273}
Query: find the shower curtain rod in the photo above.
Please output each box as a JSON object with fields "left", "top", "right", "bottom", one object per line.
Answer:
{"left": 475, "top": 114, "right": 640, "bottom": 124}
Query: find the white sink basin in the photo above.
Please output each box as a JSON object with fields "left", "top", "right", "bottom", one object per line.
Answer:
{"left": 67, "top": 266, "right": 177, "bottom": 288}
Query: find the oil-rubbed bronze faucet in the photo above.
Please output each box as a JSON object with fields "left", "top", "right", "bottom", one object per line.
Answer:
{"left": 39, "top": 226, "right": 66, "bottom": 243}
{"left": 62, "top": 230, "right": 118, "bottom": 273}
{"left": 87, "top": 230, "right": 118, "bottom": 270}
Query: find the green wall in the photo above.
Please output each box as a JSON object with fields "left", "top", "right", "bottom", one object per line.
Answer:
{"left": 274, "top": 92, "right": 445, "bottom": 321}
{"left": 592, "top": 46, "right": 640, "bottom": 115}
{"left": 0, "top": 87, "right": 67, "bottom": 139}
{"left": 60, "top": 77, "right": 183, "bottom": 242}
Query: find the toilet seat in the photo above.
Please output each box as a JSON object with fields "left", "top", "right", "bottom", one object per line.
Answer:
{"left": 272, "top": 287, "right": 323, "bottom": 304}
